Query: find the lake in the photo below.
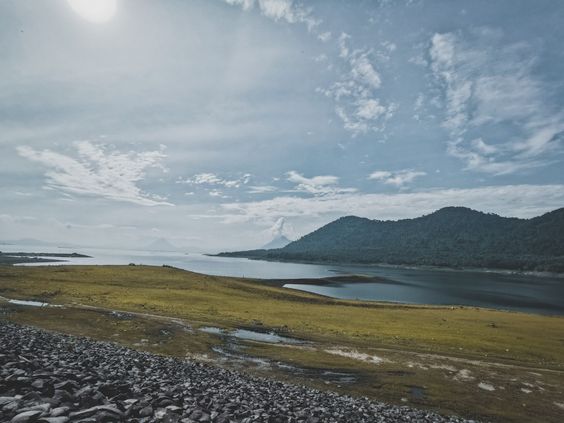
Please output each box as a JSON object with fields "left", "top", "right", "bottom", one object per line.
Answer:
{"left": 5, "top": 244, "right": 564, "bottom": 315}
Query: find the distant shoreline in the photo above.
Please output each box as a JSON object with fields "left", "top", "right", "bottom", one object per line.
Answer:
{"left": 0, "top": 251, "right": 91, "bottom": 266}
{"left": 211, "top": 253, "right": 564, "bottom": 279}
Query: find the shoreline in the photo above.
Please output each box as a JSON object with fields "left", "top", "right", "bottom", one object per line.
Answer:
{"left": 211, "top": 253, "right": 564, "bottom": 279}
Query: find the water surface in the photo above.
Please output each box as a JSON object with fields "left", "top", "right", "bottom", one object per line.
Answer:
{"left": 6, "top": 244, "right": 564, "bottom": 315}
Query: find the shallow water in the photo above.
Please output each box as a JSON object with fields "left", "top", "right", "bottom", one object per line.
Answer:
{"left": 8, "top": 299, "right": 49, "bottom": 307}
{"left": 6, "top": 244, "right": 564, "bottom": 315}
{"left": 284, "top": 266, "right": 564, "bottom": 315}
{"left": 200, "top": 326, "right": 304, "bottom": 344}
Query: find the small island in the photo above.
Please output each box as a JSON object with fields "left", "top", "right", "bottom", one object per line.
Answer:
{"left": 0, "top": 251, "right": 91, "bottom": 265}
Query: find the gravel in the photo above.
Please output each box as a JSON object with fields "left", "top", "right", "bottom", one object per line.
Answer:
{"left": 0, "top": 321, "right": 478, "bottom": 422}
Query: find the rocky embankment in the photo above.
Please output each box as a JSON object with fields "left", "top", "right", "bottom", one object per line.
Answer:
{"left": 0, "top": 321, "right": 476, "bottom": 423}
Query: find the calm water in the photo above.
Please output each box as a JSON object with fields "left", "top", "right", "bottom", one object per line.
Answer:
{"left": 6, "top": 244, "right": 564, "bottom": 315}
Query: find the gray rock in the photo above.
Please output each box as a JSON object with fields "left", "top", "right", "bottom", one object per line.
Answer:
{"left": 37, "top": 418, "right": 69, "bottom": 423}
{"left": 0, "top": 396, "right": 18, "bottom": 406}
{"left": 0, "top": 321, "right": 475, "bottom": 423}
{"left": 10, "top": 410, "right": 43, "bottom": 423}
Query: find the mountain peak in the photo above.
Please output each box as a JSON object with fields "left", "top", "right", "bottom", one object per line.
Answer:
{"left": 145, "top": 238, "right": 178, "bottom": 252}
{"left": 431, "top": 206, "right": 481, "bottom": 215}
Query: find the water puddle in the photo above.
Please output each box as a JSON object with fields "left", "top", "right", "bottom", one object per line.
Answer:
{"left": 2, "top": 297, "right": 63, "bottom": 308}
{"left": 200, "top": 326, "right": 357, "bottom": 385}
{"left": 9, "top": 299, "right": 49, "bottom": 307}
{"left": 199, "top": 326, "right": 305, "bottom": 344}
{"left": 210, "top": 346, "right": 357, "bottom": 384}
{"left": 410, "top": 385, "right": 426, "bottom": 399}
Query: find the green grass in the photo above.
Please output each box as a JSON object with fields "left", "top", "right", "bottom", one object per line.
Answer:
{"left": 1, "top": 265, "right": 563, "bottom": 422}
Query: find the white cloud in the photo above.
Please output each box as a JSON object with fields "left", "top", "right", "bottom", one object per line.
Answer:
{"left": 266, "top": 216, "right": 294, "bottom": 239}
{"left": 223, "top": 1, "right": 394, "bottom": 137}
{"left": 221, "top": 184, "right": 564, "bottom": 225}
{"left": 248, "top": 185, "right": 278, "bottom": 194}
{"left": 286, "top": 170, "right": 356, "bottom": 196}
{"left": 223, "top": 0, "right": 321, "bottom": 33}
{"left": 429, "top": 30, "right": 564, "bottom": 175}
{"left": 209, "top": 189, "right": 226, "bottom": 198}
{"left": 470, "top": 138, "right": 497, "bottom": 155}
{"left": 179, "top": 172, "right": 251, "bottom": 188}
{"left": 17, "top": 141, "right": 171, "bottom": 206}
{"left": 317, "top": 31, "right": 332, "bottom": 42}
{"left": 320, "top": 33, "right": 396, "bottom": 136}
{"left": 356, "top": 98, "right": 387, "bottom": 120}
{"left": 368, "top": 169, "right": 426, "bottom": 187}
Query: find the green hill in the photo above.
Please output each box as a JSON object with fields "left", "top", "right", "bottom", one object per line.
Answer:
{"left": 218, "top": 207, "right": 564, "bottom": 272}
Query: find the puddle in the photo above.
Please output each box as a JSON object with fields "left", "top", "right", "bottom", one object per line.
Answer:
{"left": 200, "top": 326, "right": 305, "bottom": 344}
{"left": 5, "top": 298, "right": 63, "bottom": 308}
{"left": 210, "top": 344, "right": 357, "bottom": 385}
{"left": 200, "top": 327, "right": 223, "bottom": 335}
{"left": 320, "top": 371, "right": 357, "bottom": 384}
{"left": 410, "top": 385, "right": 426, "bottom": 400}
{"left": 9, "top": 299, "right": 49, "bottom": 307}
{"left": 212, "top": 346, "right": 277, "bottom": 368}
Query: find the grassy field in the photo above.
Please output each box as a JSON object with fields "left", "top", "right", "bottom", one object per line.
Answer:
{"left": 1, "top": 265, "right": 563, "bottom": 422}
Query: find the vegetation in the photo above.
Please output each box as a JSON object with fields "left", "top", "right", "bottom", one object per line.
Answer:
{"left": 0, "top": 251, "right": 90, "bottom": 265}
{"left": 219, "top": 207, "right": 564, "bottom": 272}
{"left": 1, "top": 265, "right": 564, "bottom": 422}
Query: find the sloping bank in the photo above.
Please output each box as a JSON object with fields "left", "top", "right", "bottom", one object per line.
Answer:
{"left": 0, "top": 321, "right": 474, "bottom": 423}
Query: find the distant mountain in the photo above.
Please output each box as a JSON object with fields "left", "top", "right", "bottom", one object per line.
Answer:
{"left": 262, "top": 235, "right": 292, "bottom": 250}
{"left": 145, "top": 238, "right": 178, "bottom": 252}
{"left": 218, "top": 207, "right": 564, "bottom": 273}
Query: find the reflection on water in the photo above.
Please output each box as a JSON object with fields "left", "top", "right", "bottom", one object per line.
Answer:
{"left": 5, "top": 244, "right": 564, "bottom": 315}
{"left": 8, "top": 299, "right": 49, "bottom": 307}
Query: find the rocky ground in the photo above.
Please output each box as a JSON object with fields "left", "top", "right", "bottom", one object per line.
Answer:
{"left": 0, "top": 321, "right": 477, "bottom": 423}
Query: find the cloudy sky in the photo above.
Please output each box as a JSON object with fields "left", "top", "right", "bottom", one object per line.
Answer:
{"left": 2, "top": 0, "right": 564, "bottom": 251}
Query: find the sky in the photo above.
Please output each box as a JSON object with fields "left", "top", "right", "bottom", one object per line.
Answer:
{"left": 1, "top": 0, "right": 564, "bottom": 251}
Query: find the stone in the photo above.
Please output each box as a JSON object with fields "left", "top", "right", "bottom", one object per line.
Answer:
{"left": 10, "top": 410, "right": 43, "bottom": 423}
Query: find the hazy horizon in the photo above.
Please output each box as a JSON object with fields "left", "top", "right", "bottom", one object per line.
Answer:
{"left": 2, "top": 0, "right": 564, "bottom": 251}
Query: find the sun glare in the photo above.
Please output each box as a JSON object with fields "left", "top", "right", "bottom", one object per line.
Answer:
{"left": 67, "top": 0, "right": 117, "bottom": 24}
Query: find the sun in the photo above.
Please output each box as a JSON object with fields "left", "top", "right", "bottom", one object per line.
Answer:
{"left": 67, "top": 0, "right": 117, "bottom": 24}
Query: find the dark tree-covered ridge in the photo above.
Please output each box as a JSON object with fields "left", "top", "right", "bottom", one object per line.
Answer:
{"left": 218, "top": 207, "right": 564, "bottom": 272}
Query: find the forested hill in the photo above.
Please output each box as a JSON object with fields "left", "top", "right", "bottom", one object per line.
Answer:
{"left": 218, "top": 207, "right": 564, "bottom": 272}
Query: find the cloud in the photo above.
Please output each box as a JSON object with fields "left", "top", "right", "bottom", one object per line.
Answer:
{"left": 178, "top": 173, "right": 251, "bottom": 188}
{"left": 319, "top": 33, "right": 396, "bottom": 136}
{"left": 267, "top": 216, "right": 294, "bottom": 239}
{"left": 317, "top": 31, "right": 332, "bottom": 42}
{"left": 429, "top": 30, "right": 564, "bottom": 175}
{"left": 286, "top": 170, "right": 356, "bottom": 196}
{"left": 368, "top": 169, "right": 426, "bottom": 187}
{"left": 223, "top": 0, "right": 321, "bottom": 33}
{"left": 222, "top": 1, "right": 394, "bottom": 137}
{"left": 248, "top": 185, "right": 278, "bottom": 194}
{"left": 221, "top": 184, "right": 564, "bottom": 225}
{"left": 17, "top": 141, "right": 171, "bottom": 206}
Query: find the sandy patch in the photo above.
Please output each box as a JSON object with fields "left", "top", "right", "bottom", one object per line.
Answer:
{"left": 453, "top": 369, "right": 474, "bottom": 382}
{"left": 478, "top": 382, "right": 495, "bottom": 391}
